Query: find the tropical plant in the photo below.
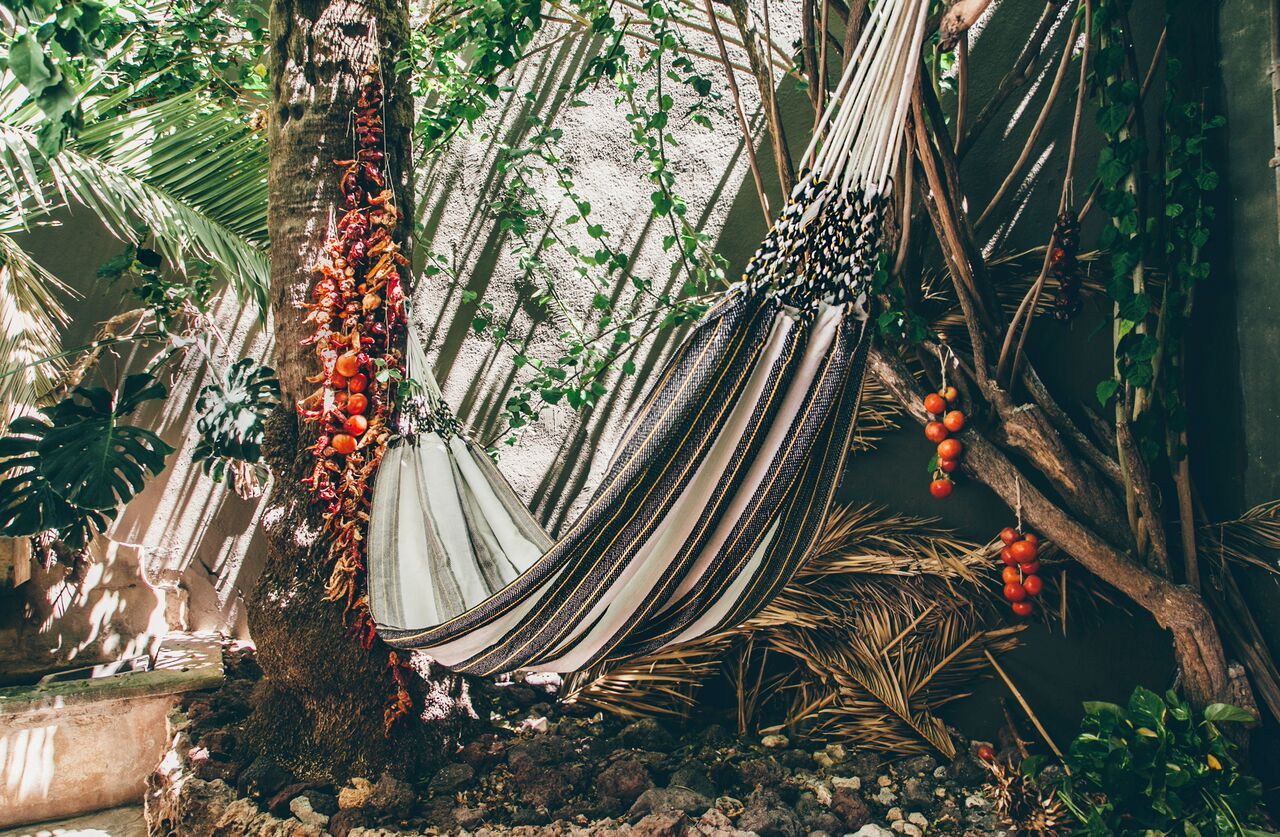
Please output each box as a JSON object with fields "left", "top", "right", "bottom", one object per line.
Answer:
{"left": 193, "top": 356, "right": 279, "bottom": 495}
{"left": 1055, "top": 687, "right": 1272, "bottom": 836}
{"left": 0, "top": 17, "right": 269, "bottom": 415}
{"left": 0, "top": 371, "right": 172, "bottom": 550}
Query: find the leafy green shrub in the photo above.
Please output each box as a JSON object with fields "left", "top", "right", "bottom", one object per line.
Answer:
{"left": 1057, "top": 686, "right": 1273, "bottom": 836}
{"left": 193, "top": 357, "right": 279, "bottom": 492}
{"left": 0, "top": 373, "right": 172, "bottom": 550}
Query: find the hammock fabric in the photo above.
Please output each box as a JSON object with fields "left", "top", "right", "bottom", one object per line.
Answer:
{"left": 368, "top": 331, "right": 551, "bottom": 629}
{"left": 369, "top": 0, "right": 931, "bottom": 676}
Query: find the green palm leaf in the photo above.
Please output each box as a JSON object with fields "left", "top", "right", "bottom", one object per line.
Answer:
{"left": 0, "top": 233, "right": 74, "bottom": 414}
{"left": 0, "top": 78, "right": 269, "bottom": 306}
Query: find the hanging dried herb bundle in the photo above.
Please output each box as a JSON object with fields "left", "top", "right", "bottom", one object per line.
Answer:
{"left": 298, "top": 64, "right": 411, "bottom": 730}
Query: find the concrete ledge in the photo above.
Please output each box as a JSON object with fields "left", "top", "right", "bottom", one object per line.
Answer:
{"left": 0, "top": 632, "right": 224, "bottom": 829}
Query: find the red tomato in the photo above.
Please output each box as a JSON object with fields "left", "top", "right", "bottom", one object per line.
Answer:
{"left": 937, "top": 438, "right": 963, "bottom": 460}
{"left": 1002, "top": 566, "right": 1022, "bottom": 585}
{"left": 344, "top": 414, "right": 369, "bottom": 436}
{"left": 925, "top": 422, "right": 949, "bottom": 443}
{"left": 1010, "top": 540, "right": 1038, "bottom": 564}
{"left": 331, "top": 433, "right": 356, "bottom": 455}
{"left": 335, "top": 351, "right": 361, "bottom": 378}
{"left": 1020, "top": 560, "right": 1041, "bottom": 575}
{"left": 939, "top": 458, "right": 959, "bottom": 474}
{"left": 1003, "top": 582, "right": 1027, "bottom": 602}
{"left": 924, "top": 393, "right": 946, "bottom": 415}
{"left": 1023, "top": 533, "right": 1039, "bottom": 547}
{"left": 347, "top": 373, "right": 369, "bottom": 393}
{"left": 1011, "top": 601, "right": 1034, "bottom": 617}
{"left": 1001, "top": 546, "right": 1017, "bottom": 566}
{"left": 1022, "top": 575, "right": 1044, "bottom": 597}
{"left": 329, "top": 372, "right": 348, "bottom": 389}
{"left": 347, "top": 393, "right": 369, "bottom": 415}
{"left": 943, "top": 410, "right": 966, "bottom": 432}
{"left": 930, "top": 478, "right": 953, "bottom": 499}
{"left": 976, "top": 744, "right": 996, "bottom": 762}
{"left": 1000, "top": 527, "right": 1019, "bottom": 545}
{"left": 942, "top": 386, "right": 960, "bottom": 404}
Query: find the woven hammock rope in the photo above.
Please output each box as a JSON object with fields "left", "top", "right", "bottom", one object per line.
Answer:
{"left": 368, "top": 0, "right": 932, "bottom": 676}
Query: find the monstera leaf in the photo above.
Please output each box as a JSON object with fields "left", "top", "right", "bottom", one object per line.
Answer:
{"left": 0, "top": 373, "right": 173, "bottom": 549}
{"left": 193, "top": 357, "right": 279, "bottom": 484}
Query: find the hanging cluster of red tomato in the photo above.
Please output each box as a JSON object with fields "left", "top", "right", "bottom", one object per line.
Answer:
{"left": 924, "top": 387, "right": 965, "bottom": 498}
{"left": 999, "top": 527, "right": 1043, "bottom": 616}
{"left": 298, "top": 64, "right": 411, "bottom": 730}
{"left": 1051, "top": 209, "right": 1082, "bottom": 321}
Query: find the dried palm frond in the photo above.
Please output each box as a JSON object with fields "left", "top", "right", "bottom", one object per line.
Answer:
{"left": 984, "top": 757, "right": 1068, "bottom": 836}
{"left": 563, "top": 505, "right": 1024, "bottom": 757}
{"left": 850, "top": 376, "right": 903, "bottom": 452}
{"left": 1201, "top": 501, "right": 1280, "bottom": 576}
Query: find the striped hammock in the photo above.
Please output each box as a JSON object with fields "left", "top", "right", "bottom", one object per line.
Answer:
{"left": 369, "top": 0, "right": 931, "bottom": 675}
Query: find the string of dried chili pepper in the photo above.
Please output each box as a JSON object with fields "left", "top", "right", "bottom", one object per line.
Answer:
{"left": 1050, "top": 208, "right": 1082, "bottom": 321}
{"left": 298, "top": 64, "right": 412, "bottom": 731}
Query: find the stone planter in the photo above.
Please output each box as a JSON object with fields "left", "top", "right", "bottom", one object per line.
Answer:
{"left": 0, "top": 632, "right": 223, "bottom": 829}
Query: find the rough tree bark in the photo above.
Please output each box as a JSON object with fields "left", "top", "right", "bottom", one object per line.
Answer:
{"left": 244, "top": 0, "right": 445, "bottom": 780}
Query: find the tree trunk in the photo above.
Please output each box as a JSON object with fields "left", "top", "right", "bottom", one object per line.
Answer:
{"left": 243, "top": 0, "right": 444, "bottom": 781}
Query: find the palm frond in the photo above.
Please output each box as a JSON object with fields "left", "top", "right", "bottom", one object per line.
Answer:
{"left": 0, "top": 75, "right": 269, "bottom": 309}
{"left": 0, "top": 234, "right": 73, "bottom": 416}
{"left": 1201, "top": 501, "right": 1280, "bottom": 576}
{"left": 564, "top": 505, "right": 1024, "bottom": 757}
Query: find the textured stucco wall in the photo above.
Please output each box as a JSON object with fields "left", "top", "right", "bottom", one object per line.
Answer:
{"left": 3, "top": 1, "right": 1276, "bottom": 746}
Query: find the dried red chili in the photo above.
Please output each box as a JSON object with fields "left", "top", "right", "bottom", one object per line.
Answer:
{"left": 298, "top": 64, "right": 411, "bottom": 731}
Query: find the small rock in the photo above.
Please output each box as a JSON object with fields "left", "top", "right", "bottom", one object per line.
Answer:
{"left": 830, "top": 787, "right": 870, "bottom": 831}
{"left": 715, "top": 795, "right": 745, "bottom": 818}
{"left": 454, "top": 806, "right": 486, "bottom": 829}
{"left": 630, "top": 787, "right": 711, "bottom": 818}
{"left": 877, "top": 775, "right": 892, "bottom": 788}
{"left": 520, "top": 715, "right": 549, "bottom": 733}
{"left": 632, "top": 811, "right": 687, "bottom": 837}
{"left": 327, "top": 808, "right": 369, "bottom": 837}
{"left": 668, "top": 762, "right": 717, "bottom": 799}
{"left": 301, "top": 789, "right": 338, "bottom": 816}
{"left": 902, "top": 777, "right": 932, "bottom": 806}
{"left": 697, "top": 807, "right": 736, "bottom": 831}
{"left": 965, "top": 793, "right": 990, "bottom": 809}
{"left": 596, "top": 757, "right": 654, "bottom": 802}
{"left": 822, "top": 743, "right": 847, "bottom": 763}
{"left": 736, "top": 756, "right": 786, "bottom": 788}
{"left": 902, "top": 824, "right": 923, "bottom": 837}
{"left": 908, "top": 811, "right": 929, "bottom": 828}
{"left": 430, "top": 762, "right": 475, "bottom": 796}
{"left": 290, "top": 795, "right": 330, "bottom": 829}
{"left": 887, "top": 806, "right": 904, "bottom": 822}
{"left": 266, "top": 782, "right": 312, "bottom": 816}
{"left": 617, "top": 718, "right": 675, "bottom": 751}
{"left": 831, "top": 775, "right": 861, "bottom": 791}
{"left": 761, "top": 734, "right": 789, "bottom": 749}
{"left": 365, "top": 772, "right": 415, "bottom": 819}
{"left": 851, "top": 825, "right": 895, "bottom": 837}
{"left": 898, "top": 755, "right": 937, "bottom": 776}
{"left": 873, "top": 787, "right": 898, "bottom": 806}
{"left": 737, "top": 798, "right": 802, "bottom": 837}
{"left": 338, "top": 777, "right": 374, "bottom": 810}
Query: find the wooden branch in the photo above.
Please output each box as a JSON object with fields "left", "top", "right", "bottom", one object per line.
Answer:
{"left": 801, "top": 0, "right": 820, "bottom": 111}
{"left": 955, "top": 1, "right": 1061, "bottom": 160}
{"left": 702, "top": 0, "right": 772, "bottom": 224}
{"left": 727, "top": 0, "right": 795, "bottom": 195}
{"left": 841, "top": 0, "right": 869, "bottom": 70}
{"left": 869, "top": 343, "right": 1231, "bottom": 709}
{"left": 938, "top": 0, "right": 994, "bottom": 50}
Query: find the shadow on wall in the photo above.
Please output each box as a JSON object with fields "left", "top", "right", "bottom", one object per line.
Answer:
{"left": 2, "top": 212, "right": 274, "bottom": 679}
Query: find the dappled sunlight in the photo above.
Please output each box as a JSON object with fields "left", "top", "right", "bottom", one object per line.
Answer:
{"left": 0, "top": 724, "right": 55, "bottom": 807}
